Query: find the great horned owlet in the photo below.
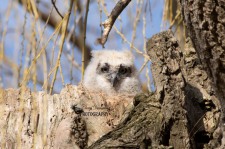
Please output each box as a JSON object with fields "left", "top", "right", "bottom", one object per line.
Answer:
{"left": 83, "top": 50, "right": 141, "bottom": 95}
{"left": 53, "top": 50, "right": 142, "bottom": 148}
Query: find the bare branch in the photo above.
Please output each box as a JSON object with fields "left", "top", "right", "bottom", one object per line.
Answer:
{"left": 49, "top": 0, "right": 74, "bottom": 94}
{"left": 96, "top": 0, "right": 131, "bottom": 47}
{"left": 169, "top": 11, "right": 181, "bottom": 29}
{"left": 82, "top": 0, "right": 90, "bottom": 80}
{"left": 17, "top": 0, "right": 92, "bottom": 68}
{"left": 51, "top": 0, "right": 63, "bottom": 19}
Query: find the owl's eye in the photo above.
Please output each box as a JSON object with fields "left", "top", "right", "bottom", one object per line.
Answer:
{"left": 101, "top": 66, "right": 109, "bottom": 73}
{"left": 119, "top": 67, "right": 128, "bottom": 74}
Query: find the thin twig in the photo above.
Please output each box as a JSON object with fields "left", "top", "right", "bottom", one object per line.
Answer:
{"left": 100, "top": 2, "right": 151, "bottom": 61}
{"left": 0, "top": 0, "right": 12, "bottom": 88}
{"left": 36, "top": 5, "right": 54, "bottom": 53}
{"left": 18, "top": 4, "right": 28, "bottom": 87}
{"left": 70, "top": 47, "right": 74, "bottom": 83}
{"left": 131, "top": 0, "right": 142, "bottom": 48}
{"left": 18, "top": 0, "right": 92, "bottom": 67}
{"left": 42, "top": 49, "right": 48, "bottom": 92}
{"left": 169, "top": 11, "right": 181, "bottom": 29}
{"left": 21, "top": 17, "right": 64, "bottom": 87}
{"left": 174, "top": 16, "right": 183, "bottom": 33}
{"left": 113, "top": 26, "right": 151, "bottom": 61}
{"left": 51, "top": 0, "right": 63, "bottom": 19}
{"left": 49, "top": 0, "right": 74, "bottom": 94}
{"left": 63, "top": 50, "right": 81, "bottom": 70}
{"left": 30, "top": 14, "right": 37, "bottom": 91}
{"left": 143, "top": 0, "right": 151, "bottom": 92}
{"left": 96, "top": 0, "right": 132, "bottom": 47}
{"left": 81, "top": 0, "right": 90, "bottom": 81}
{"left": 97, "top": 0, "right": 104, "bottom": 48}
{"left": 138, "top": 60, "right": 149, "bottom": 74}
{"left": 30, "top": 0, "right": 39, "bottom": 19}
{"left": 24, "top": 0, "right": 44, "bottom": 91}
{"left": 42, "top": 65, "right": 57, "bottom": 90}
{"left": 70, "top": 2, "right": 78, "bottom": 83}
{"left": 188, "top": 113, "right": 206, "bottom": 138}
{"left": 161, "top": 0, "right": 169, "bottom": 31}
{"left": 59, "top": 62, "right": 65, "bottom": 86}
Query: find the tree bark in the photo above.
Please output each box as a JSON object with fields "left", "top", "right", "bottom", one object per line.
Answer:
{"left": 179, "top": 0, "right": 225, "bottom": 147}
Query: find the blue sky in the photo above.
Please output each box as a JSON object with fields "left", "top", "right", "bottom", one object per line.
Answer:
{"left": 0, "top": 0, "right": 165, "bottom": 92}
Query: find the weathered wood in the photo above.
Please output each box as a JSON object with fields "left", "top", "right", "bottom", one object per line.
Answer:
{"left": 182, "top": 38, "right": 220, "bottom": 148}
{"left": 0, "top": 85, "right": 136, "bottom": 149}
{"left": 147, "top": 31, "right": 190, "bottom": 148}
{"left": 0, "top": 86, "right": 80, "bottom": 148}
{"left": 179, "top": 0, "right": 225, "bottom": 147}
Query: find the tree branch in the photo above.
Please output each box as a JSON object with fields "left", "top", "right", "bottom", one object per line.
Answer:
{"left": 51, "top": 0, "right": 63, "bottom": 19}
{"left": 17, "top": 0, "right": 92, "bottom": 67}
{"left": 82, "top": 0, "right": 90, "bottom": 80}
{"left": 49, "top": 0, "right": 74, "bottom": 94}
{"left": 96, "top": 0, "right": 131, "bottom": 47}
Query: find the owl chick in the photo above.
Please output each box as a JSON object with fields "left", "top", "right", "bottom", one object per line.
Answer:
{"left": 54, "top": 50, "right": 141, "bottom": 148}
{"left": 83, "top": 50, "right": 141, "bottom": 95}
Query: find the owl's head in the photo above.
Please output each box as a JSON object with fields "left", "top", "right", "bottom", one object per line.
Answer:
{"left": 83, "top": 50, "right": 141, "bottom": 95}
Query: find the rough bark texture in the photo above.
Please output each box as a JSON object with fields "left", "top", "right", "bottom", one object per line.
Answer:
{"left": 182, "top": 38, "right": 220, "bottom": 148}
{"left": 147, "top": 31, "right": 190, "bottom": 148}
{"left": 179, "top": 0, "right": 225, "bottom": 147}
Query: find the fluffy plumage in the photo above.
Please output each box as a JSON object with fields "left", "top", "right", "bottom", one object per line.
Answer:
{"left": 54, "top": 50, "right": 141, "bottom": 148}
{"left": 83, "top": 50, "right": 141, "bottom": 95}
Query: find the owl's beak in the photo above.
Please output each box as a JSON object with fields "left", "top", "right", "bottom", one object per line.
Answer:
{"left": 110, "top": 73, "right": 118, "bottom": 87}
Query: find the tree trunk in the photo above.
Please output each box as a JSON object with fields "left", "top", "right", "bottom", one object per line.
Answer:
{"left": 179, "top": 0, "right": 225, "bottom": 147}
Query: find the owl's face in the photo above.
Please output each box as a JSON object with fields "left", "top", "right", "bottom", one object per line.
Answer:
{"left": 83, "top": 50, "right": 141, "bottom": 95}
{"left": 96, "top": 62, "right": 133, "bottom": 90}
